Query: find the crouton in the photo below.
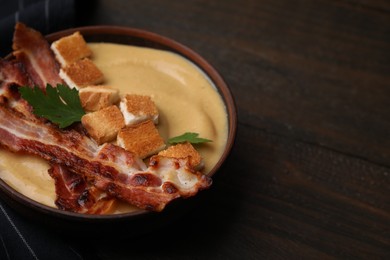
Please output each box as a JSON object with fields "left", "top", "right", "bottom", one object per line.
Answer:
{"left": 119, "top": 94, "right": 159, "bottom": 125}
{"left": 59, "top": 58, "right": 104, "bottom": 89}
{"left": 81, "top": 105, "right": 124, "bottom": 144}
{"left": 79, "top": 85, "right": 120, "bottom": 112}
{"left": 117, "top": 120, "right": 165, "bottom": 159}
{"left": 51, "top": 32, "right": 92, "bottom": 66}
{"left": 158, "top": 142, "right": 204, "bottom": 170}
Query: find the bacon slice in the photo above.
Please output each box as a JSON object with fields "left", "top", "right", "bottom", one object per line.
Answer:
{"left": 48, "top": 164, "right": 116, "bottom": 214}
{"left": 0, "top": 58, "right": 33, "bottom": 90}
{"left": 0, "top": 58, "right": 44, "bottom": 121}
{"left": 0, "top": 105, "right": 211, "bottom": 211}
{"left": 12, "top": 23, "right": 62, "bottom": 88}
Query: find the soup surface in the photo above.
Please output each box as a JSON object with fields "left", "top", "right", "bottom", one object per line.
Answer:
{"left": 0, "top": 43, "right": 228, "bottom": 212}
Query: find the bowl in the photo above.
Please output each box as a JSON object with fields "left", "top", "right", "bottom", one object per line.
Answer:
{"left": 0, "top": 25, "right": 237, "bottom": 236}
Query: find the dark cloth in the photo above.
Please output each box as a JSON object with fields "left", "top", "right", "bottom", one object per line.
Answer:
{"left": 0, "top": 200, "right": 83, "bottom": 260}
{"left": 0, "top": 0, "right": 75, "bottom": 56}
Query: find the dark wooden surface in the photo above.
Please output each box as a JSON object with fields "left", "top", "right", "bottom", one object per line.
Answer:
{"left": 69, "top": 0, "right": 390, "bottom": 259}
{"left": 2, "top": 0, "right": 389, "bottom": 259}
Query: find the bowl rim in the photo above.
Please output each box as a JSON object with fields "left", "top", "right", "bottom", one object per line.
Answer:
{"left": 0, "top": 25, "right": 237, "bottom": 220}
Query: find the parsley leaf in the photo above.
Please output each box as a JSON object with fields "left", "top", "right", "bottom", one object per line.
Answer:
{"left": 168, "top": 132, "right": 212, "bottom": 144}
{"left": 19, "top": 84, "right": 85, "bottom": 128}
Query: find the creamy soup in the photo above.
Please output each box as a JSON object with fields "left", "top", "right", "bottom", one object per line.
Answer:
{"left": 0, "top": 43, "right": 228, "bottom": 212}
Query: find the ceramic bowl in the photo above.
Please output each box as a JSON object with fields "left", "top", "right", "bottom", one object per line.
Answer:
{"left": 0, "top": 26, "right": 237, "bottom": 236}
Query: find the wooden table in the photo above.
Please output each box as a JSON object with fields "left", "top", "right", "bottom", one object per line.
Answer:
{"left": 71, "top": 0, "right": 390, "bottom": 258}
{"left": 2, "top": 0, "right": 388, "bottom": 259}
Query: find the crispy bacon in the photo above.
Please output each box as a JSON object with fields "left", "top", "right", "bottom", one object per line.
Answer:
{"left": 12, "top": 23, "right": 62, "bottom": 88}
{"left": 0, "top": 58, "right": 33, "bottom": 90}
{"left": 48, "top": 164, "right": 116, "bottom": 214}
{"left": 0, "top": 59, "right": 43, "bottom": 121}
{"left": 0, "top": 105, "right": 211, "bottom": 211}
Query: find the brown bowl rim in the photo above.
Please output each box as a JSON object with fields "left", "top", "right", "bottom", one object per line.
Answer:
{"left": 0, "top": 25, "right": 237, "bottom": 221}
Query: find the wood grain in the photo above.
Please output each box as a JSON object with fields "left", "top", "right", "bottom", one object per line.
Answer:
{"left": 56, "top": 0, "right": 390, "bottom": 258}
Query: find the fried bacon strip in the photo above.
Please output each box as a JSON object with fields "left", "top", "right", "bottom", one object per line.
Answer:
{"left": 0, "top": 105, "right": 211, "bottom": 211}
{"left": 48, "top": 164, "right": 116, "bottom": 214}
{"left": 12, "top": 23, "right": 62, "bottom": 88}
{"left": 0, "top": 58, "right": 33, "bottom": 90}
{"left": 0, "top": 58, "right": 44, "bottom": 122}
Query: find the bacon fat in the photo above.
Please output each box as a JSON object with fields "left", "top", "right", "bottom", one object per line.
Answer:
{"left": 12, "top": 23, "right": 62, "bottom": 88}
{"left": 0, "top": 58, "right": 33, "bottom": 90}
{"left": 48, "top": 164, "right": 116, "bottom": 214}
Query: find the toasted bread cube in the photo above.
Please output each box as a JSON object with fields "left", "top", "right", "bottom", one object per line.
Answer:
{"left": 51, "top": 32, "right": 92, "bottom": 66}
{"left": 59, "top": 58, "right": 104, "bottom": 89}
{"left": 158, "top": 142, "right": 204, "bottom": 170}
{"left": 79, "top": 85, "right": 120, "bottom": 112}
{"left": 119, "top": 94, "right": 159, "bottom": 125}
{"left": 117, "top": 120, "right": 165, "bottom": 159}
{"left": 81, "top": 105, "right": 124, "bottom": 144}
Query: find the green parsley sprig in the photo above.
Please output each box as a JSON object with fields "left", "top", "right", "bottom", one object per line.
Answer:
{"left": 19, "top": 84, "right": 85, "bottom": 128}
{"left": 168, "top": 132, "right": 212, "bottom": 144}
